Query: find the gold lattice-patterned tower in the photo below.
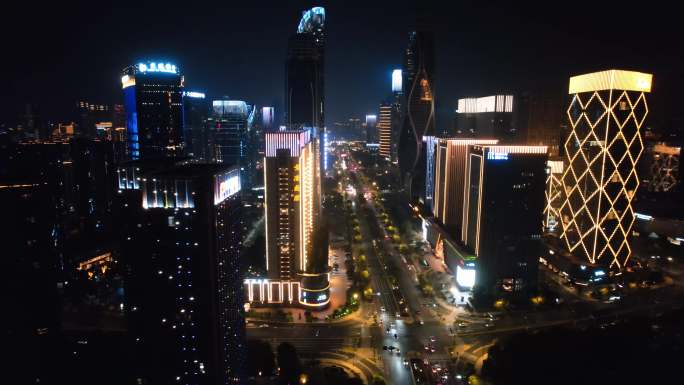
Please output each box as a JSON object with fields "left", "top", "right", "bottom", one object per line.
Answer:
{"left": 544, "top": 159, "right": 564, "bottom": 231}
{"left": 559, "top": 69, "right": 652, "bottom": 269}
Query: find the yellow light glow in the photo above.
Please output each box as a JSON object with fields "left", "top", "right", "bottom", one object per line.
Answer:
{"left": 559, "top": 80, "right": 649, "bottom": 269}
{"left": 568, "top": 69, "right": 652, "bottom": 94}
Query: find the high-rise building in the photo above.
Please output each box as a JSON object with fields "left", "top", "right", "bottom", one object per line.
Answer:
{"left": 544, "top": 159, "right": 564, "bottom": 232}
{"left": 463, "top": 145, "right": 548, "bottom": 297}
{"left": 378, "top": 103, "right": 393, "bottom": 161}
{"left": 263, "top": 129, "right": 328, "bottom": 307}
{"left": 183, "top": 91, "right": 209, "bottom": 161}
{"left": 423, "top": 135, "right": 438, "bottom": 211}
{"left": 455, "top": 95, "right": 526, "bottom": 142}
{"left": 646, "top": 143, "right": 680, "bottom": 193}
{"left": 559, "top": 69, "right": 652, "bottom": 270}
{"left": 262, "top": 106, "right": 275, "bottom": 132}
{"left": 285, "top": 7, "right": 325, "bottom": 131}
{"left": 432, "top": 138, "right": 499, "bottom": 239}
{"left": 121, "top": 61, "right": 184, "bottom": 160}
{"left": 399, "top": 30, "right": 436, "bottom": 199}
{"left": 365, "top": 114, "right": 377, "bottom": 143}
{"left": 126, "top": 164, "right": 244, "bottom": 384}
{"left": 207, "top": 100, "right": 257, "bottom": 189}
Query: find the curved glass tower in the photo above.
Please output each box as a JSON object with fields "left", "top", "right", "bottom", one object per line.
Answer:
{"left": 398, "top": 30, "right": 436, "bottom": 200}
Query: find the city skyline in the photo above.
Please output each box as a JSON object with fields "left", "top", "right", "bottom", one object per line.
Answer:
{"left": 3, "top": 3, "right": 684, "bottom": 385}
{"left": 2, "top": 1, "right": 681, "bottom": 134}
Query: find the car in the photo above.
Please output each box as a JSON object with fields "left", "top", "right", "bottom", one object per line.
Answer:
{"left": 382, "top": 345, "right": 388, "bottom": 350}
{"left": 403, "top": 359, "right": 409, "bottom": 366}
{"left": 380, "top": 306, "right": 386, "bottom": 312}
{"left": 258, "top": 324, "right": 269, "bottom": 328}
{"left": 429, "top": 336, "right": 436, "bottom": 342}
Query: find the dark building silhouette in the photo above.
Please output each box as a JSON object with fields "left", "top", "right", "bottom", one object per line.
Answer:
{"left": 285, "top": 7, "right": 325, "bottom": 131}
{"left": 183, "top": 91, "right": 210, "bottom": 161}
{"left": 463, "top": 145, "right": 548, "bottom": 300}
{"left": 124, "top": 164, "right": 245, "bottom": 384}
{"left": 398, "top": 29, "right": 436, "bottom": 201}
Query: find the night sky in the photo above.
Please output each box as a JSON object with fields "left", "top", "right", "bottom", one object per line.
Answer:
{"left": 2, "top": 0, "right": 681, "bottom": 131}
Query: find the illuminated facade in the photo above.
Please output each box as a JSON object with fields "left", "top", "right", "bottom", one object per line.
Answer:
{"left": 263, "top": 130, "right": 328, "bottom": 307}
{"left": 463, "top": 145, "right": 547, "bottom": 296}
{"left": 121, "top": 61, "right": 184, "bottom": 160}
{"left": 559, "top": 70, "right": 652, "bottom": 269}
{"left": 365, "top": 114, "right": 377, "bottom": 143}
{"left": 647, "top": 143, "right": 680, "bottom": 192}
{"left": 399, "top": 30, "right": 436, "bottom": 199}
{"left": 455, "top": 94, "right": 523, "bottom": 142}
{"left": 377, "top": 103, "right": 393, "bottom": 161}
{"left": 126, "top": 164, "right": 244, "bottom": 384}
{"left": 432, "top": 138, "right": 498, "bottom": 240}
{"left": 423, "top": 135, "right": 438, "bottom": 211}
{"left": 544, "top": 159, "right": 564, "bottom": 231}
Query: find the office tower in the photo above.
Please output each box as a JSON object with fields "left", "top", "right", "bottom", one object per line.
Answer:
{"left": 423, "top": 135, "right": 438, "bottom": 211}
{"left": 285, "top": 7, "right": 325, "bottom": 130}
{"left": 348, "top": 118, "right": 362, "bottom": 140}
{"left": 544, "top": 159, "right": 564, "bottom": 231}
{"left": 378, "top": 103, "right": 393, "bottom": 161}
{"left": 432, "top": 139, "right": 499, "bottom": 238}
{"left": 455, "top": 95, "right": 527, "bottom": 142}
{"left": 365, "top": 114, "right": 377, "bottom": 143}
{"left": 399, "top": 30, "right": 436, "bottom": 199}
{"left": 183, "top": 91, "right": 209, "bottom": 161}
{"left": 463, "top": 145, "right": 548, "bottom": 297}
{"left": 126, "top": 164, "right": 244, "bottom": 384}
{"left": 263, "top": 129, "right": 328, "bottom": 307}
{"left": 559, "top": 70, "right": 652, "bottom": 269}
{"left": 121, "top": 61, "right": 184, "bottom": 160}
{"left": 646, "top": 143, "right": 680, "bottom": 192}
{"left": 208, "top": 100, "right": 256, "bottom": 189}
{"left": 391, "top": 69, "right": 403, "bottom": 164}
{"left": 262, "top": 106, "right": 275, "bottom": 132}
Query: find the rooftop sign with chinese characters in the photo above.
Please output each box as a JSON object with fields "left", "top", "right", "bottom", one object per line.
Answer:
{"left": 137, "top": 62, "right": 178, "bottom": 74}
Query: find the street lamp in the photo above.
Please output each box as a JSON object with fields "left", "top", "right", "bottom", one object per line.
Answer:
{"left": 299, "top": 373, "right": 308, "bottom": 384}
{"left": 353, "top": 293, "right": 359, "bottom": 301}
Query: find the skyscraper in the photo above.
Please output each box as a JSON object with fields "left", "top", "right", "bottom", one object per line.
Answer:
{"left": 126, "top": 164, "right": 244, "bottom": 384}
{"left": 559, "top": 69, "right": 652, "bottom": 269}
{"left": 378, "top": 103, "right": 393, "bottom": 161}
{"left": 463, "top": 145, "right": 548, "bottom": 297}
{"left": 285, "top": 7, "right": 325, "bottom": 131}
{"left": 455, "top": 95, "right": 519, "bottom": 141}
{"left": 365, "top": 114, "right": 377, "bottom": 143}
{"left": 432, "top": 138, "right": 499, "bottom": 239}
{"left": 183, "top": 91, "right": 209, "bottom": 161}
{"left": 208, "top": 100, "right": 257, "bottom": 189}
{"left": 399, "top": 30, "right": 436, "bottom": 199}
{"left": 263, "top": 129, "right": 329, "bottom": 307}
{"left": 121, "top": 61, "right": 184, "bottom": 160}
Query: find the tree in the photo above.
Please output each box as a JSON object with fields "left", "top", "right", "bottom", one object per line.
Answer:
{"left": 246, "top": 339, "right": 275, "bottom": 377}
{"left": 276, "top": 342, "right": 301, "bottom": 385}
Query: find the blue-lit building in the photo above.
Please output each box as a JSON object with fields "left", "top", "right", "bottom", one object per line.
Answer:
{"left": 125, "top": 164, "right": 245, "bottom": 384}
{"left": 121, "top": 61, "right": 184, "bottom": 160}
{"left": 423, "top": 135, "right": 438, "bottom": 211}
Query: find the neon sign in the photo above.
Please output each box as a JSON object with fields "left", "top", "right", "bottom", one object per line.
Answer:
{"left": 487, "top": 152, "right": 509, "bottom": 160}
{"left": 137, "top": 62, "right": 177, "bottom": 74}
{"left": 183, "top": 91, "right": 205, "bottom": 99}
